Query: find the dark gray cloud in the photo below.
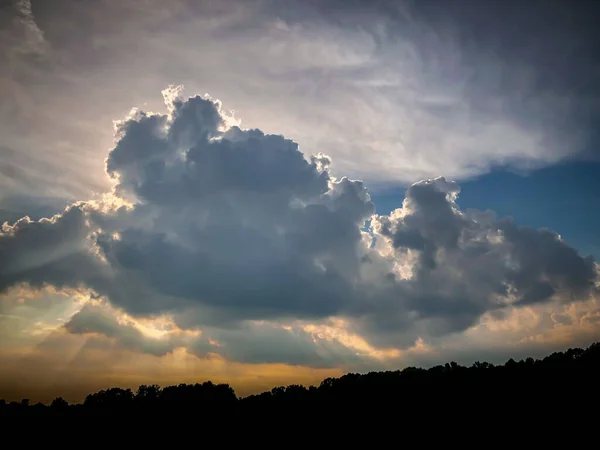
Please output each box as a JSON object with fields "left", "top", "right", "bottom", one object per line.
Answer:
{"left": 0, "top": 204, "right": 97, "bottom": 292}
{"left": 93, "top": 90, "right": 371, "bottom": 321}
{"left": 0, "top": 88, "right": 598, "bottom": 367}
{"left": 190, "top": 321, "right": 364, "bottom": 368}
{"left": 364, "top": 177, "right": 598, "bottom": 346}
{"left": 65, "top": 303, "right": 178, "bottom": 357}
{"left": 64, "top": 303, "right": 363, "bottom": 368}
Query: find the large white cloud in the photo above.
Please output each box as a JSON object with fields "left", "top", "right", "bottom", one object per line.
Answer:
{"left": 0, "top": 87, "right": 597, "bottom": 368}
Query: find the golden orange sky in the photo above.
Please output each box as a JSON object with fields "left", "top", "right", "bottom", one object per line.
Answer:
{"left": 1, "top": 283, "right": 599, "bottom": 404}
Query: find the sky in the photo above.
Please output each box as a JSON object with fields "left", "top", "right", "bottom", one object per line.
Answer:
{"left": 0, "top": 0, "right": 599, "bottom": 403}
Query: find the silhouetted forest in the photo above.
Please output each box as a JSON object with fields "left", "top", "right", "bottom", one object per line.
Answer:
{"left": 2, "top": 342, "right": 599, "bottom": 418}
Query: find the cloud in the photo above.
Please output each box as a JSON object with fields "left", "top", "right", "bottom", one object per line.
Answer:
{"left": 364, "top": 177, "right": 598, "bottom": 346}
{"left": 64, "top": 303, "right": 180, "bottom": 357}
{"left": 7, "top": 0, "right": 49, "bottom": 58}
{"left": 1, "top": 0, "right": 598, "bottom": 212}
{"left": 62, "top": 298, "right": 365, "bottom": 368}
{"left": 0, "top": 192, "right": 68, "bottom": 226}
{"left": 0, "top": 87, "right": 598, "bottom": 371}
{"left": 0, "top": 204, "right": 103, "bottom": 295}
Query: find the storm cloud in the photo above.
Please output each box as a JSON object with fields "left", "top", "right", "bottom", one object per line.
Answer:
{"left": 0, "top": 87, "right": 598, "bottom": 367}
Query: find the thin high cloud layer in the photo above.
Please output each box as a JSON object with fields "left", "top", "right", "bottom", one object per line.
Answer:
{"left": 3, "top": 0, "right": 49, "bottom": 58}
{"left": 0, "top": 88, "right": 598, "bottom": 369}
{"left": 1, "top": 0, "right": 598, "bottom": 207}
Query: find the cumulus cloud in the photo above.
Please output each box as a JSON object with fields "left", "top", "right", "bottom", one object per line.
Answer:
{"left": 364, "top": 177, "right": 598, "bottom": 346}
{"left": 0, "top": 205, "right": 99, "bottom": 292}
{"left": 0, "top": 87, "right": 598, "bottom": 369}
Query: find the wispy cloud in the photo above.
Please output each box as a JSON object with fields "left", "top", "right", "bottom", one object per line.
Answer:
{"left": 14, "top": 0, "right": 48, "bottom": 56}
{"left": 1, "top": 0, "right": 598, "bottom": 209}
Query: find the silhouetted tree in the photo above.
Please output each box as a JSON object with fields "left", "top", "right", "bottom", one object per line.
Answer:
{"left": 2, "top": 341, "right": 600, "bottom": 420}
{"left": 50, "top": 397, "right": 69, "bottom": 409}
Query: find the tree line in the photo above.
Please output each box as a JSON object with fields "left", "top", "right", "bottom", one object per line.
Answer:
{"left": 2, "top": 341, "right": 599, "bottom": 418}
